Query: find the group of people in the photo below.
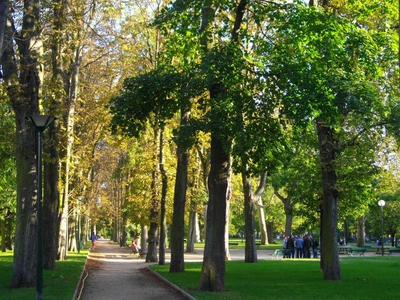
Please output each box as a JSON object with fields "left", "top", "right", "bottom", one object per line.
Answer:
{"left": 282, "top": 234, "right": 319, "bottom": 258}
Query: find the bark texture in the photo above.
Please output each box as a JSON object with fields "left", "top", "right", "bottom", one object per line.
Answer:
{"left": 317, "top": 122, "right": 342, "bottom": 280}
{"left": 199, "top": 136, "right": 230, "bottom": 292}
{"left": 170, "top": 106, "right": 190, "bottom": 272}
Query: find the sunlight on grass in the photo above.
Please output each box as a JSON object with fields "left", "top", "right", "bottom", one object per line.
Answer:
{"left": 0, "top": 248, "right": 88, "bottom": 300}
{"left": 151, "top": 256, "right": 400, "bottom": 300}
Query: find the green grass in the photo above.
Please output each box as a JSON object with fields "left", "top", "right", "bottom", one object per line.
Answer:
{"left": 0, "top": 248, "right": 87, "bottom": 300}
{"left": 150, "top": 257, "right": 400, "bottom": 300}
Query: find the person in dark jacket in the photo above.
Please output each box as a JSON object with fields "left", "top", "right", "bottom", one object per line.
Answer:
{"left": 287, "top": 235, "right": 295, "bottom": 258}
{"left": 303, "top": 235, "right": 311, "bottom": 258}
{"left": 311, "top": 236, "right": 319, "bottom": 258}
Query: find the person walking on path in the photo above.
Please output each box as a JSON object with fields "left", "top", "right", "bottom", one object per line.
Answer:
{"left": 90, "top": 232, "right": 97, "bottom": 250}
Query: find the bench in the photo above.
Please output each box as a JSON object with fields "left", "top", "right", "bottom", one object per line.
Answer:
{"left": 228, "top": 242, "right": 239, "bottom": 246}
{"left": 348, "top": 248, "right": 366, "bottom": 257}
{"left": 388, "top": 249, "right": 400, "bottom": 256}
{"left": 272, "top": 249, "right": 292, "bottom": 259}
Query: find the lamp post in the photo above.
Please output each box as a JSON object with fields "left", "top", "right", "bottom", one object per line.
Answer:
{"left": 378, "top": 200, "right": 386, "bottom": 257}
{"left": 77, "top": 196, "right": 83, "bottom": 254}
{"left": 26, "top": 115, "right": 55, "bottom": 300}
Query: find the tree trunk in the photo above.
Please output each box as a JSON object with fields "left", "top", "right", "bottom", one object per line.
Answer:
{"left": 266, "top": 222, "right": 275, "bottom": 244}
{"left": 43, "top": 0, "right": 66, "bottom": 270}
{"left": 43, "top": 128, "right": 59, "bottom": 269}
{"left": 170, "top": 105, "right": 190, "bottom": 272}
{"left": 243, "top": 173, "right": 257, "bottom": 263}
{"left": 2, "top": 0, "right": 43, "bottom": 287}
{"left": 257, "top": 203, "right": 268, "bottom": 245}
{"left": 225, "top": 198, "right": 231, "bottom": 261}
{"left": 186, "top": 211, "right": 199, "bottom": 253}
{"left": 146, "top": 129, "right": 160, "bottom": 263}
{"left": 199, "top": 0, "right": 247, "bottom": 291}
{"left": 58, "top": 44, "right": 80, "bottom": 260}
{"left": 317, "top": 122, "right": 341, "bottom": 280}
{"left": 140, "top": 225, "right": 147, "bottom": 258}
{"left": 356, "top": 216, "right": 365, "bottom": 248}
{"left": 159, "top": 162, "right": 167, "bottom": 265}
{"left": 1, "top": 218, "right": 5, "bottom": 252}
{"left": 199, "top": 135, "right": 230, "bottom": 292}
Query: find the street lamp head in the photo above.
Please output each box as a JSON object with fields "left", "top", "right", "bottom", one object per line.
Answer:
{"left": 378, "top": 200, "right": 386, "bottom": 207}
{"left": 26, "top": 115, "right": 56, "bottom": 132}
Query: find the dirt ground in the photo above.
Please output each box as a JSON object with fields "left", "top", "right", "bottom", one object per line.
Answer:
{"left": 75, "top": 239, "right": 192, "bottom": 300}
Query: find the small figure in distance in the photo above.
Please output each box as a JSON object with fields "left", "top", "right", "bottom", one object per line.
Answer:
{"left": 90, "top": 232, "right": 97, "bottom": 251}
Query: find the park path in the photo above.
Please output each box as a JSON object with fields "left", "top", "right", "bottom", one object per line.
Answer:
{"left": 75, "top": 239, "right": 191, "bottom": 300}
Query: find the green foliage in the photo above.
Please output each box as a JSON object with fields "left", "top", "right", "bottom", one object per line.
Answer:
{"left": 109, "top": 69, "right": 181, "bottom": 137}
{"left": 0, "top": 99, "right": 16, "bottom": 218}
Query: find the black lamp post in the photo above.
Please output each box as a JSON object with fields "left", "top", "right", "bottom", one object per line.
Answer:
{"left": 26, "top": 115, "right": 55, "bottom": 300}
{"left": 378, "top": 199, "right": 386, "bottom": 257}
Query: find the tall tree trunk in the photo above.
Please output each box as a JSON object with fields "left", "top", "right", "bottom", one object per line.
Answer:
{"left": 266, "top": 222, "right": 275, "bottom": 244}
{"left": 43, "top": 126, "right": 59, "bottom": 269}
{"left": 146, "top": 129, "right": 160, "bottom": 263}
{"left": 257, "top": 203, "right": 268, "bottom": 245}
{"left": 1, "top": 217, "right": 5, "bottom": 252}
{"left": 243, "top": 173, "right": 257, "bottom": 263}
{"left": 200, "top": 0, "right": 247, "bottom": 291}
{"left": 356, "top": 216, "right": 365, "bottom": 248}
{"left": 317, "top": 122, "right": 341, "bottom": 280}
{"left": 140, "top": 225, "right": 147, "bottom": 258}
{"left": 3, "top": 0, "right": 43, "bottom": 287}
{"left": 200, "top": 136, "right": 231, "bottom": 292}
{"left": 225, "top": 192, "right": 232, "bottom": 261}
{"left": 58, "top": 45, "right": 80, "bottom": 260}
{"left": 170, "top": 105, "right": 190, "bottom": 271}
{"left": 186, "top": 211, "right": 199, "bottom": 253}
{"left": 159, "top": 148, "right": 168, "bottom": 265}
{"left": 186, "top": 152, "right": 201, "bottom": 253}
{"left": 43, "top": 0, "right": 65, "bottom": 270}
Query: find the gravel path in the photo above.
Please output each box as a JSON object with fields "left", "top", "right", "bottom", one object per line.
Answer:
{"left": 75, "top": 239, "right": 189, "bottom": 300}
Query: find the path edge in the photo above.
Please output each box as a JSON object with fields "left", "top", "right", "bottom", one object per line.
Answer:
{"left": 72, "top": 254, "right": 89, "bottom": 300}
{"left": 146, "top": 266, "right": 197, "bottom": 300}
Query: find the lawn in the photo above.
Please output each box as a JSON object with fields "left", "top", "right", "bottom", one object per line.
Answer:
{"left": 2, "top": 243, "right": 399, "bottom": 300}
{"left": 150, "top": 256, "right": 400, "bottom": 300}
{"left": 0, "top": 248, "right": 88, "bottom": 300}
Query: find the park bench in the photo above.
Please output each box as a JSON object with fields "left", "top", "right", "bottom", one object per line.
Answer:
{"left": 229, "top": 242, "right": 239, "bottom": 246}
{"left": 348, "top": 248, "right": 366, "bottom": 257}
{"left": 272, "top": 249, "right": 292, "bottom": 259}
{"left": 388, "top": 249, "right": 400, "bottom": 256}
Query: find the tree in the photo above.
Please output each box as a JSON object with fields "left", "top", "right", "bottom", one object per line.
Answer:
{"left": 2, "top": 0, "right": 44, "bottom": 288}
{"left": 261, "top": 1, "right": 396, "bottom": 280}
